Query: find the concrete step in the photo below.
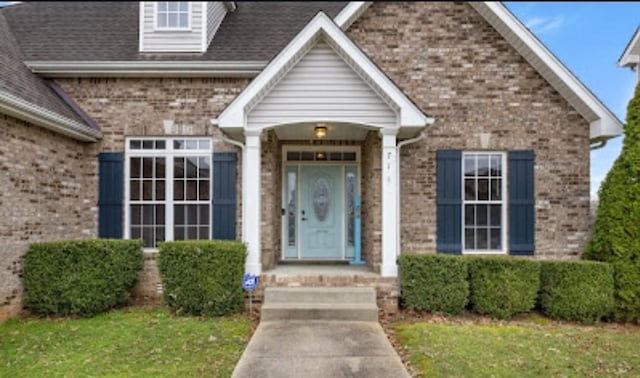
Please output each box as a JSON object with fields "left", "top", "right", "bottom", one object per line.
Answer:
{"left": 264, "top": 287, "right": 376, "bottom": 304}
{"left": 261, "top": 287, "right": 378, "bottom": 322}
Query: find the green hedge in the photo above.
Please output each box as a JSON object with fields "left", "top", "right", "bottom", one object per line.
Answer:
{"left": 158, "top": 240, "right": 246, "bottom": 317}
{"left": 539, "top": 260, "right": 614, "bottom": 323}
{"left": 23, "top": 239, "right": 143, "bottom": 317}
{"left": 398, "top": 254, "right": 469, "bottom": 315}
{"left": 468, "top": 257, "right": 540, "bottom": 319}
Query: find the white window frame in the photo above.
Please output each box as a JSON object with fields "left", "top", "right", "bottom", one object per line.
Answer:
{"left": 154, "top": 1, "right": 192, "bottom": 31}
{"left": 124, "top": 137, "right": 213, "bottom": 251}
{"left": 461, "top": 151, "right": 508, "bottom": 254}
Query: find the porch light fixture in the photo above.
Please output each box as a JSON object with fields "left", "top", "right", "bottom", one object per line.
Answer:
{"left": 314, "top": 124, "right": 328, "bottom": 139}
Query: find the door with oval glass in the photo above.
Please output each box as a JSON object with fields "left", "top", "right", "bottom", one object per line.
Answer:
{"left": 300, "top": 165, "right": 343, "bottom": 258}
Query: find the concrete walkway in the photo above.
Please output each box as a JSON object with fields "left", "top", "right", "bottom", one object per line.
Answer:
{"left": 232, "top": 320, "right": 410, "bottom": 378}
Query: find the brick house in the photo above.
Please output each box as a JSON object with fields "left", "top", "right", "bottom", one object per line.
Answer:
{"left": 0, "top": 2, "right": 622, "bottom": 319}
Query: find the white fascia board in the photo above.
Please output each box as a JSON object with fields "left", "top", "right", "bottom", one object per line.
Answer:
{"left": 139, "top": 2, "right": 145, "bottom": 52}
{"left": 335, "top": 1, "right": 372, "bottom": 30}
{"left": 0, "top": 91, "right": 102, "bottom": 142}
{"left": 24, "top": 61, "right": 267, "bottom": 78}
{"left": 337, "top": 1, "right": 622, "bottom": 140}
{"left": 471, "top": 2, "right": 623, "bottom": 140}
{"left": 618, "top": 27, "right": 640, "bottom": 67}
{"left": 217, "top": 12, "right": 432, "bottom": 129}
{"left": 201, "top": 2, "right": 208, "bottom": 53}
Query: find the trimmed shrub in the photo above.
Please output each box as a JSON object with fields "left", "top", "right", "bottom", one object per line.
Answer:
{"left": 468, "top": 257, "right": 540, "bottom": 319}
{"left": 23, "top": 239, "right": 143, "bottom": 317}
{"left": 398, "top": 254, "right": 469, "bottom": 315}
{"left": 539, "top": 260, "right": 614, "bottom": 323}
{"left": 158, "top": 240, "right": 246, "bottom": 317}
{"left": 585, "top": 82, "right": 640, "bottom": 322}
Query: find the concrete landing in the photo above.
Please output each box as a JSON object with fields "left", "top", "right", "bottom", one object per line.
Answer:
{"left": 231, "top": 321, "right": 410, "bottom": 378}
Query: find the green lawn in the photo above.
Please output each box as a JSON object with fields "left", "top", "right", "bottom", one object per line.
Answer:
{"left": 393, "top": 319, "right": 640, "bottom": 377}
{"left": 0, "top": 307, "right": 252, "bottom": 378}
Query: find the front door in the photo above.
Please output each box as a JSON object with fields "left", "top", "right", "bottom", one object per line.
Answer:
{"left": 300, "top": 165, "right": 343, "bottom": 258}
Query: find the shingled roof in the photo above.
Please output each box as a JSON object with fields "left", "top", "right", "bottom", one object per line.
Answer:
{"left": 0, "top": 10, "right": 94, "bottom": 130}
{"left": 2, "top": 2, "right": 347, "bottom": 62}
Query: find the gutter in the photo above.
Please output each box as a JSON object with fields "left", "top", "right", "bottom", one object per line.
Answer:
{"left": 0, "top": 90, "right": 102, "bottom": 142}
{"left": 395, "top": 132, "right": 426, "bottom": 257}
{"left": 25, "top": 61, "right": 267, "bottom": 78}
{"left": 211, "top": 118, "right": 246, "bottom": 241}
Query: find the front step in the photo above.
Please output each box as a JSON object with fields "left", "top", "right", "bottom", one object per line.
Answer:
{"left": 261, "top": 287, "right": 378, "bottom": 322}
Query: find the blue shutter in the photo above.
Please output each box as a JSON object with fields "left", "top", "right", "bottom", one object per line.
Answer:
{"left": 508, "top": 150, "right": 535, "bottom": 255}
{"left": 212, "top": 152, "right": 237, "bottom": 240}
{"left": 98, "top": 152, "right": 123, "bottom": 238}
{"left": 436, "top": 150, "right": 462, "bottom": 254}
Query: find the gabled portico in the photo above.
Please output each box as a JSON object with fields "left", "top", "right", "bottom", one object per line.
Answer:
{"left": 215, "top": 12, "right": 433, "bottom": 277}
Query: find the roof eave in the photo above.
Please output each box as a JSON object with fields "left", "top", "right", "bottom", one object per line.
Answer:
{"left": 24, "top": 61, "right": 268, "bottom": 78}
{"left": 337, "top": 1, "right": 623, "bottom": 142}
{"left": 0, "top": 91, "right": 102, "bottom": 142}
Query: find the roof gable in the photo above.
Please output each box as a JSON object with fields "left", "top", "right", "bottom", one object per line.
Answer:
{"left": 217, "top": 11, "right": 432, "bottom": 136}
{"left": 335, "top": 1, "right": 623, "bottom": 141}
{"left": 619, "top": 27, "right": 640, "bottom": 68}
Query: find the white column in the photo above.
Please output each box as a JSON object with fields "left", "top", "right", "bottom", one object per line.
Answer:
{"left": 243, "top": 130, "right": 262, "bottom": 275}
{"left": 381, "top": 129, "right": 399, "bottom": 277}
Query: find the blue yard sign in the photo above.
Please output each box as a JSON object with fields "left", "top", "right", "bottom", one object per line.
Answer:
{"left": 242, "top": 274, "right": 259, "bottom": 292}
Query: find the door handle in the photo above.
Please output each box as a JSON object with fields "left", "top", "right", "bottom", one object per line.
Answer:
{"left": 301, "top": 210, "right": 308, "bottom": 221}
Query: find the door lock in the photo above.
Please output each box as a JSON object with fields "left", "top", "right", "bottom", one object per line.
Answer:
{"left": 301, "top": 210, "right": 308, "bottom": 221}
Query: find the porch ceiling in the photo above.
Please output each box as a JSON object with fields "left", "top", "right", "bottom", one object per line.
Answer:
{"left": 272, "top": 121, "right": 372, "bottom": 141}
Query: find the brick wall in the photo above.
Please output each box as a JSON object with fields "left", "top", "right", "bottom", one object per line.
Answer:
{"left": 361, "top": 132, "right": 382, "bottom": 271}
{"left": 348, "top": 2, "right": 591, "bottom": 258}
{"left": 0, "top": 114, "right": 98, "bottom": 320}
{"left": 56, "top": 77, "right": 249, "bottom": 241}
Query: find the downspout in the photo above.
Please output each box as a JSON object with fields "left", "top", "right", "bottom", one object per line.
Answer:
{"left": 211, "top": 119, "right": 246, "bottom": 242}
{"left": 395, "top": 132, "right": 426, "bottom": 257}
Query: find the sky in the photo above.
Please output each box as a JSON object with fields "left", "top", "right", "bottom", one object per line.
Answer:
{"left": 0, "top": 2, "right": 638, "bottom": 198}
{"left": 504, "top": 2, "right": 640, "bottom": 199}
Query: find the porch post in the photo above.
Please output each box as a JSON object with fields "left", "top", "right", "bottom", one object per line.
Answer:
{"left": 381, "top": 129, "right": 399, "bottom": 277}
{"left": 244, "top": 130, "right": 262, "bottom": 275}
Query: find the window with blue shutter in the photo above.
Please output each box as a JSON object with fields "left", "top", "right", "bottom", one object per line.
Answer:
{"left": 436, "top": 150, "right": 462, "bottom": 254}
{"left": 212, "top": 152, "right": 237, "bottom": 240}
{"left": 508, "top": 150, "right": 535, "bottom": 255}
{"left": 98, "top": 152, "right": 124, "bottom": 238}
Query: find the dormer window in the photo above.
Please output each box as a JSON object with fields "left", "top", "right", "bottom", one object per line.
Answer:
{"left": 156, "top": 2, "right": 190, "bottom": 30}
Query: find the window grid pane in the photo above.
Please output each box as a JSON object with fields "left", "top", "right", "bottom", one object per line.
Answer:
{"left": 128, "top": 138, "right": 213, "bottom": 248}
{"left": 463, "top": 153, "right": 504, "bottom": 252}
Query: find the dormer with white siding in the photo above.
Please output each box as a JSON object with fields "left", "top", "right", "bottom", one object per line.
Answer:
{"left": 139, "top": 2, "right": 236, "bottom": 53}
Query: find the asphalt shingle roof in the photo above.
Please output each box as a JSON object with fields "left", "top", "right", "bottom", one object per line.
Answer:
{"left": 0, "top": 10, "right": 87, "bottom": 125}
{"left": 2, "top": 2, "right": 347, "bottom": 62}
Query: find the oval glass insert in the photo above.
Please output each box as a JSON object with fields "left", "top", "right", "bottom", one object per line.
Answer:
{"left": 313, "top": 177, "right": 331, "bottom": 222}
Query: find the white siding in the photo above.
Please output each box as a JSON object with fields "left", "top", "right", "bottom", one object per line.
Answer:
{"left": 141, "top": 2, "right": 204, "bottom": 52}
{"left": 206, "top": 2, "right": 227, "bottom": 48}
{"left": 248, "top": 42, "right": 397, "bottom": 129}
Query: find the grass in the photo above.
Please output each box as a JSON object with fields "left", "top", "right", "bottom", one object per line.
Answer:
{"left": 0, "top": 307, "right": 253, "bottom": 378}
{"left": 392, "top": 318, "right": 640, "bottom": 377}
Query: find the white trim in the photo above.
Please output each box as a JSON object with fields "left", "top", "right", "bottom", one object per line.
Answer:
{"left": 223, "top": 1, "right": 236, "bottom": 12}
{"left": 139, "top": 2, "right": 145, "bottom": 51}
{"left": 200, "top": 1, "right": 208, "bottom": 53}
{"left": 0, "top": 90, "right": 101, "bottom": 142}
{"left": 335, "top": 1, "right": 372, "bottom": 30}
{"left": 216, "top": 12, "right": 433, "bottom": 132}
{"left": 618, "top": 27, "right": 640, "bottom": 68}
{"left": 124, "top": 136, "right": 214, "bottom": 251}
{"left": 24, "top": 61, "right": 266, "bottom": 78}
{"left": 461, "top": 152, "right": 508, "bottom": 255}
{"left": 154, "top": 1, "right": 192, "bottom": 31}
{"left": 335, "top": 1, "right": 622, "bottom": 141}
